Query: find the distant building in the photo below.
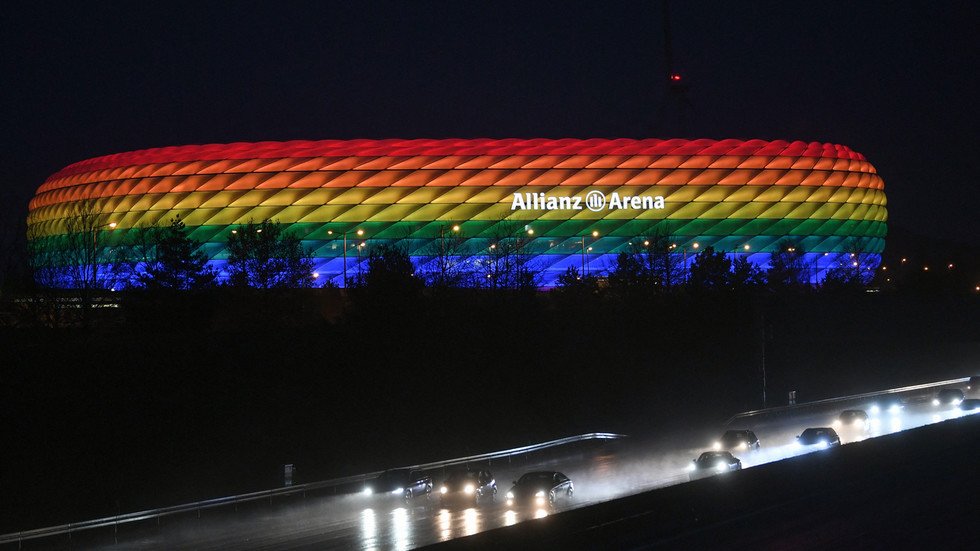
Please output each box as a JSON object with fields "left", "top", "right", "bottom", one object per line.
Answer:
{"left": 28, "top": 138, "right": 886, "bottom": 287}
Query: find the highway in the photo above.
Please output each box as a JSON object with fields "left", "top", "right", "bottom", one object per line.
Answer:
{"left": 3, "top": 377, "right": 975, "bottom": 550}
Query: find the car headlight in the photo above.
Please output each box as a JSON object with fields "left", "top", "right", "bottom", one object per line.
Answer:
{"left": 686, "top": 463, "right": 696, "bottom": 472}
{"left": 889, "top": 404, "right": 901, "bottom": 414}
{"left": 735, "top": 443, "right": 747, "bottom": 450}
{"left": 952, "top": 398, "right": 962, "bottom": 405}
{"left": 817, "top": 440, "right": 828, "bottom": 448}
{"left": 392, "top": 487, "right": 404, "bottom": 495}
{"left": 715, "top": 462, "right": 726, "bottom": 472}
{"left": 832, "top": 420, "right": 841, "bottom": 428}
{"left": 933, "top": 399, "right": 941, "bottom": 406}
{"left": 853, "top": 419, "right": 865, "bottom": 427}
{"left": 535, "top": 490, "right": 545, "bottom": 498}
{"left": 464, "top": 484, "right": 475, "bottom": 494}
{"left": 363, "top": 487, "right": 373, "bottom": 496}
{"left": 712, "top": 441, "right": 721, "bottom": 450}
{"left": 869, "top": 405, "right": 880, "bottom": 415}
{"left": 440, "top": 486, "right": 448, "bottom": 494}
{"left": 506, "top": 491, "right": 514, "bottom": 499}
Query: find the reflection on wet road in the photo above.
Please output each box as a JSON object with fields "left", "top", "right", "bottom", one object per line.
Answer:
{"left": 98, "top": 386, "right": 977, "bottom": 550}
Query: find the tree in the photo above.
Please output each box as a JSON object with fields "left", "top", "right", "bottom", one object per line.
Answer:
{"left": 361, "top": 243, "right": 424, "bottom": 294}
{"left": 687, "top": 246, "right": 731, "bottom": 290}
{"left": 820, "top": 238, "right": 876, "bottom": 292}
{"left": 554, "top": 266, "right": 599, "bottom": 294}
{"left": 765, "top": 241, "right": 808, "bottom": 291}
{"left": 136, "top": 216, "right": 215, "bottom": 290}
{"left": 479, "top": 223, "right": 539, "bottom": 291}
{"left": 608, "top": 251, "right": 647, "bottom": 292}
{"left": 425, "top": 224, "right": 473, "bottom": 288}
{"left": 226, "top": 219, "right": 315, "bottom": 289}
{"left": 731, "top": 256, "right": 766, "bottom": 291}
{"left": 636, "top": 227, "right": 684, "bottom": 290}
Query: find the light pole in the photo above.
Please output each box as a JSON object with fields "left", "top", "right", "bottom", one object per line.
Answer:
{"left": 582, "top": 230, "right": 598, "bottom": 276}
{"left": 92, "top": 221, "right": 117, "bottom": 288}
{"left": 683, "top": 241, "right": 699, "bottom": 282}
{"left": 440, "top": 224, "right": 461, "bottom": 279}
{"left": 357, "top": 241, "right": 366, "bottom": 281}
{"left": 331, "top": 228, "right": 363, "bottom": 286}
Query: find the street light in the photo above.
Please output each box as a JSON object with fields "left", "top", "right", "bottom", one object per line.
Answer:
{"left": 92, "top": 221, "right": 118, "bottom": 289}
{"left": 440, "top": 223, "right": 461, "bottom": 277}
{"left": 340, "top": 228, "right": 365, "bottom": 286}
{"left": 582, "top": 230, "right": 599, "bottom": 276}
{"left": 682, "top": 241, "right": 700, "bottom": 282}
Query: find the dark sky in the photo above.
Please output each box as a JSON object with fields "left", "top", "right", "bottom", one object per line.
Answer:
{"left": 2, "top": 1, "right": 977, "bottom": 243}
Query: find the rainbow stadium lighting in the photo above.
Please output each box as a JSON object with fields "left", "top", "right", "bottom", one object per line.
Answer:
{"left": 28, "top": 138, "right": 886, "bottom": 287}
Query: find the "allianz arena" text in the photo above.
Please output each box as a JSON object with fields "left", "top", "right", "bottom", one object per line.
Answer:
{"left": 510, "top": 191, "right": 666, "bottom": 211}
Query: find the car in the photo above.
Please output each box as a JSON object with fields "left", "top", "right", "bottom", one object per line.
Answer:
{"left": 957, "top": 398, "right": 980, "bottom": 412}
{"left": 687, "top": 451, "right": 742, "bottom": 480}
{"left": 796, "top": 427, "right": 841, "bottom": 449}
{"left": 833, "top": 410, "right": 870, "bottom": 432}
{"left": 363, "top": 468, "right": 433, "bottom": 500}
{"left": 712, "top": 430, "right": 761, "bottom": 452}
{"left": 933, "top": 388, "right": 965, "bottom": 407}
{"left": 868, "top": 396, "right": 904, "bottom": 415}
{"left": 438, "top": 470, "right": 497, "bottom": 506}
{"left": 505, "top": 471, "right": 573, "bottom": 508}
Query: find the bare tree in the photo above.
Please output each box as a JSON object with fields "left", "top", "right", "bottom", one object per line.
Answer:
{"left": 25, "top": 201, "right": 130, "bottom": 325}
{"left": 634, "top": 225, "right": 684, "bottom": 290}
{"left": 478, "top": 222, "right": 540, "bottom": 290}
{"left": 424, "top": 223, "right": 474, "bottom": 288}
{"left": 765, "top": 240, "right": 808, "bottom": 291}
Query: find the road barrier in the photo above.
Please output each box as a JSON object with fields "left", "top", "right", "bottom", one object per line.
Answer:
{"left": 724, "top": 377, "right": 970, "bottom": 425}
{"left": 0, "top": 432, "right": 625, "bottom": 547}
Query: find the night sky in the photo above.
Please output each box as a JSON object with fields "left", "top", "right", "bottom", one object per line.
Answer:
{"left": 2, "top": 1, "right": 977, "bottom": 243}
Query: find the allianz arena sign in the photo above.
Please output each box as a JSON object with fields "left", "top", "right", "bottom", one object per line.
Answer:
{"left": 510, "top": 191, "right": 666, "bottom": 212}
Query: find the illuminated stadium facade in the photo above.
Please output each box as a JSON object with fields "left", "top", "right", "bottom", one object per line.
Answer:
{"left": 28, "top": 138, "right": 886, "bottom": 288}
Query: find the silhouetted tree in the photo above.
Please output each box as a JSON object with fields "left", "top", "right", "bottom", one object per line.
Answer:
{"left": 361, "top": 243, "right": 424, "bottom": 295}
{"left": 425, "top": 224, "right": 474, "bottom": 288}
{"left": 766, "top": 241, "right": 808, "bottom": 291}
{"left": 226, "top": 219, "right": 315, "bottom": 288}
{"left": 820, "top": 238, "right": 876, "bottom": 292}
{"left": 731, "top": 256, "right": 765, "bottom": 291}
{"left": 687, "top": 246, "right": 731, "bottom": 290}
{"left": 136, "top": 216, "right": 215, "bottom": 290}
{"left": 554, "top": 266, "right": 599, "bottom": 294}
{"left": 479, "top": 224, "right": 539, "bottom": 291}
{"left": 636, "top": 230, "right": 683, "bottom": 289}
{"left": 608, "top": 251, "right": 647, "bottom": 293}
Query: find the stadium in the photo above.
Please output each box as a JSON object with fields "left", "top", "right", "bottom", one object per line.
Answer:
{"left": 27, "top": 138, "right": 887, "bottom": 287}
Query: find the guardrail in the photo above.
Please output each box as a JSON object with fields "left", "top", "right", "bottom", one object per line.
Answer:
{"left": 0, "top": 431, "right": 625, "bottom": 547}
{"left": 724, "top": 377, "right": 970, "bottom": 425}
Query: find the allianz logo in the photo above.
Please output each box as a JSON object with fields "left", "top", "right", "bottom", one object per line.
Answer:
{"left": 510, "top": 191, "right": 666, "bottom": 212}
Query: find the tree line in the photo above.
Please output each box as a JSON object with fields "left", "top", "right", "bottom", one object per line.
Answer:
{"left": 22, "top": 207, "right": 883, "bottom": 295}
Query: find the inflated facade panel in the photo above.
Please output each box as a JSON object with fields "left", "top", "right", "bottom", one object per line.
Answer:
{"left": 28, "top": 138, "right": 887, "bottom": 287}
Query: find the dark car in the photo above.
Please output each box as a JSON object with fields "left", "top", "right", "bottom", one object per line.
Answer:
{"left": 713, "top": 430, "right": 760, "bottom": 452}
{"left": 363, "top": 468, "right": 433, "bottom": 500}
{"left": 957, "top": 398, "right": 980, "bottom": 412}
{"left": 688, "top": 451, "right": 742, "bottom": 480}
{"left": 933, "top": 388, "right": 965, "bottom": 407}
{"left": 833, "top": 410, "right": 870, "bottom": 432}
{"left": 796, "top": 427, "right": 841, "bottom": 448}
{"left": 438, "top": 470, "right": 496, "bottom": 506}
{"left": 869, "top": 396, "right": 904, "bottom": 415}
{"left": 505, "top": 471, "right": 573, "bottom": 507}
